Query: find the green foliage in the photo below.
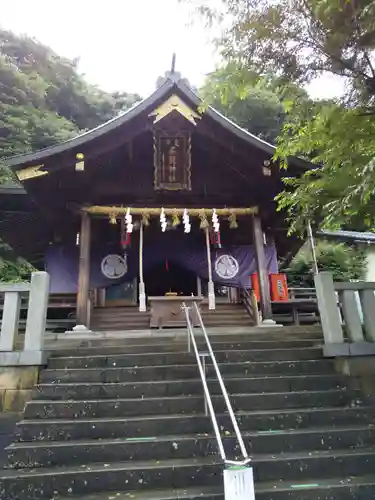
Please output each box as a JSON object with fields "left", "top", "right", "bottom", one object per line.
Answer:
{"left": 187, "top": 0, "right": 375, "bottom": 233}
{"left": 286, "top": 240, "right": 367, "bottom": 287}
{"left": 200, "top": 65, "right": 285, "bottom": 142}
{"left": 0, "top": 28, "right": 141, "bottom": 281}
{"left": 0, "top": 241, "right": 34, "bottom": 283}
{"left": 275, "top": 102, "right": 375, "bottom": 233}
{"left": 0, "top": 28, "right": 140, "bottom": 158}
{"left": 188, "top": 0, "right": 375, "bottom": 109}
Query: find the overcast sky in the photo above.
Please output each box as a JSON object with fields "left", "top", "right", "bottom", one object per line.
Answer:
{"left": 1, "top": 0, "right": 218, "bottom": 96}
{"left": 1, "top": 0, "right": 343, "bottom": 99}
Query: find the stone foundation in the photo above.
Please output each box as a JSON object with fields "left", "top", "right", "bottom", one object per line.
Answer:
{"left": 0, "top": 366, "right": 39, "bottom": 412}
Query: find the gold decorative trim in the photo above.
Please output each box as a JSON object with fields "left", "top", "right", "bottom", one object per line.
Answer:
{"left": 149, "top": 94, "right": 201, "bottom": 125}
{"left": 83, "top": 206, "right": 258, "bottom": 216}
{"left": 16, "top": 165, "right": 48, "bottom": 181}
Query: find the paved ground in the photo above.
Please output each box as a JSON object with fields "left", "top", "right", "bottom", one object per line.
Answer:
{"left": 0, "top": 413, "right": 20, "bottom": 468}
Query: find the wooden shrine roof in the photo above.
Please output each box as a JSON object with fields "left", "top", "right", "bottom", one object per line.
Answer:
{"left": 0, "top": 72, "right": 310, "bottom": 263}
{"left": 4, "top": 74, "right": 310, "bottom": 171}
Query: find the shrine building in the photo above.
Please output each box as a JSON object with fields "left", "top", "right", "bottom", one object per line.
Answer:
{"left": 0, "top": 69, "right": 309, "bottom": 331}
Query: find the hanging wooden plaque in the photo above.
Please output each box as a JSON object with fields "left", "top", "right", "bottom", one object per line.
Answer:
{"left": 153, "top": 130, "right": 191, "bottom": 191}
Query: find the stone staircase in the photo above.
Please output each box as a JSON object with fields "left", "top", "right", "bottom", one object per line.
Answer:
{"left": 91, "top": 303, "right": 252, "bottom": 331}
{"left": 1, "top": 328, "right": 375, "bottom": 499}
{"left": 91, "top": 306, "right": 151, "bottom": 331}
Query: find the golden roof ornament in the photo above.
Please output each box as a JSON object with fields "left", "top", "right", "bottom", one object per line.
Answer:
{"left": 16, "top": 165, "right": 48, "bottom": 181}
{"left": 149, "top": 95, "right": 200, "bottom": 125}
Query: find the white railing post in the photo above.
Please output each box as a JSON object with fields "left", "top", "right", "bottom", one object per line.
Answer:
{"left": 24, "top": 272, "right": 50, "bottom": 352}
{"left": 0, "top": 291, "right": 21, "bottom": 351}
{"left": 359, "top": 289, "right": 375, "bottom": 342}
{"left": 314, "top": 272, "right": 346, "bottom": 355}
{"left": 340, "top": 290, "right": 364, "bottom": 343}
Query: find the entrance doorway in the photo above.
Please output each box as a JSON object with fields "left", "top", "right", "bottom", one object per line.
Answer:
{"left": 144, "top": 261, "right": 197, "bottom": 296}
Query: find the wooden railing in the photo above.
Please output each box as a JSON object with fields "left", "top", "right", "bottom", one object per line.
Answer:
{"left": 314, "top": 272, "right": 375, "bottom": 357}
{"left": 240, "top": 288, "right": 260, "bottom": 326}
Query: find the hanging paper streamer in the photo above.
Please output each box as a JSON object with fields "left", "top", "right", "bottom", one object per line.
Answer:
{"left": 160, "top": 208, "right": 167, "bottom": 232}
{"left": 125, "top": 208, "right": 133, "bottom": 233}
{"left": 212, "top": 209, "right": 220, "bottom": 232}
{"left": 183, "top": 209, "right": 191, "bottom": 233}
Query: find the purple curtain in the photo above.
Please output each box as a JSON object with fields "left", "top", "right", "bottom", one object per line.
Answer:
{"left": 45, "top": 237, "right": 278, "bottom": 293}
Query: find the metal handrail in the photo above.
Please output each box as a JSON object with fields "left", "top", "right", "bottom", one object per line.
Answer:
{"left": 182, "top": 302, "right": 251, "bottom": 466}
{"left": 183, "top": 306, "right": 227, "bottom": 461}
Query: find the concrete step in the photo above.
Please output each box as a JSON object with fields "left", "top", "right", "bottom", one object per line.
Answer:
{"left": 23, "top": 389, "right": 365, "bottom": 420}
{"left": 47, "top": 347, "right": 324, "bottom": 370}
{"left": 8, "top": 425, "right": 375, "bottom": 469}
{"left": 16, "top": 407, "right": 375, "bottom": 442}
{"left": 2, "top": 450, "right": 375, "bottom": 499}
{"left": 53, "top": 477, "right": 375, "bottom": 500}
{"left": 55, "top": 487, "right": 223, "bottom": 500}
{"left": 93, "top": 324, "right": 151, "bottom": 331}
{"left": 34, "top": 374, "right": 353, "bottom": 400}
{"left": 49, "top": 339, "right": 322, "bottom": 357}
{"left": 39, "top": 359, "right": 337, "bottom": 384}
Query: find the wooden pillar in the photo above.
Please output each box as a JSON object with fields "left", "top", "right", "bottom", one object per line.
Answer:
{"left": 196, "top": 276, "right": 202, "bottom": 297}
{"left": 252, "top": 214, "right": 272, "bottom": 320}
{"left": 76, "top": 211, "right": 91, "bottom": 326}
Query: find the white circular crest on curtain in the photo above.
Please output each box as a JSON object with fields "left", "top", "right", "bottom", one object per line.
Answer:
{"left": 101, "top": 254, "right": 127, "bottom": 279}
{"left": 214, "top": 254, "right": 239, "bottom": 280}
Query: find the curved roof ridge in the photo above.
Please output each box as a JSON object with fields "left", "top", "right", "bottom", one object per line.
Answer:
{"left": 176, "top": 79, "right": 275, "bottom": 154}
{"left": 5, "top": 75, "right": 309, "bottom": 170}
{"left": 5, "top": 78, "right": 175, "bottom": 168}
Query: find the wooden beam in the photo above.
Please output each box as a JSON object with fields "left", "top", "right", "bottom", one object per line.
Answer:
{"left": 82, "top": 206, "right": 258, "bottom": 216}
{"left": 252, "top": 214, "right": 272, "bottom": 320}
{"left": 76, "top": 211, "right": 91, "bottom": 326}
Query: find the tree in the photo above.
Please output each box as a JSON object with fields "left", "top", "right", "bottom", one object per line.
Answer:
{"left": 0, "top": 241, "right": 34, "bottom": 283}
{"left": 0, "top": 28, "right": 141, "bottom": 158}
{"left": 189, "top": 0, "right": 375, "bottom": 109}
{"left": 0, "top": 28, "right": 141, "bottom": 281}
{"left": 200, "top": 66, "right": 285, "bottom": 143}
{"left": 186, "top": 0, "right": 375, "bottom": 232}
{"left": 286, "top": 240, "right": 367, "bottom": 287}
{"left": 275, "top": 99, "right": 375, "bottom": 233}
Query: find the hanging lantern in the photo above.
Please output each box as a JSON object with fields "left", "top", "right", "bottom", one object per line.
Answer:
{"left": 212, "top": 209, "right": 220, "bottom": 233}
{"left": 160, "top": 208, "right": 167, "bottom": 232}
{"left": 263, "top": 159, "right": 272, "bottom": 177}
{"left": 183, "top": 209, "right": 191, "bottom": 233}
{"left": 75, "top": 153, "right": 85, "bottom": 171}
